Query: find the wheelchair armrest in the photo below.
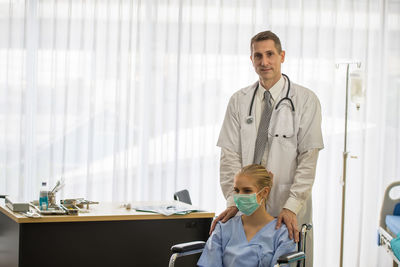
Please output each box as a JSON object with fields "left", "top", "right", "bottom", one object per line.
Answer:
{"left": 277, "top": 251, "right": 305, "bottom": 264}
{"left": 171, "top": 241, "right": 205, "bottom": 253}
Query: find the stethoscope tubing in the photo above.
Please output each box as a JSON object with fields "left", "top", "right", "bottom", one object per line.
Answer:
{"left": 247, "top": 73, "right": 295, "bottom": 124}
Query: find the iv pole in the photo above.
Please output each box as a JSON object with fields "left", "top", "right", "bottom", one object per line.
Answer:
{"left": 336, "top": 61, "right": 361, "bottom": 267}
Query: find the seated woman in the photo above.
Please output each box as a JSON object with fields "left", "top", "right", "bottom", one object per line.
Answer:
{"left": 198, "top": 164, "right": 296, "bottom": 267}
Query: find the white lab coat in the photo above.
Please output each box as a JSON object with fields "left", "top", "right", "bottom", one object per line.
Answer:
{"left": 217, "top": 80, "right": 324, "bottom": 225}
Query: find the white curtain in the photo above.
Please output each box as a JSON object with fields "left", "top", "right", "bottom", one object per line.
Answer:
{"left": 1, "top": 0, "right": 399, "bottom": 266}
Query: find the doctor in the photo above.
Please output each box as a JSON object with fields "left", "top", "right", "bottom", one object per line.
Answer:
{"left": 211, "top": 30, "right": 324, "bottom": 266}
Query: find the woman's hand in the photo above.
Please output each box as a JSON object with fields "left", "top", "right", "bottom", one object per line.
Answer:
{"left": 209, "top": 206, "right": 239, "bottom": 234}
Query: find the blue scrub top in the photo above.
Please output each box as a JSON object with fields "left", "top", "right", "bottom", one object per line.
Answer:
{"left": 197, "top": 216, "right": 296, "bottom": 267}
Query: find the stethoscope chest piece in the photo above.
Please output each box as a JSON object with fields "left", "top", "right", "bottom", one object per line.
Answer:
{"left": 246, "top": 116, "right": 254, "bottom": 124}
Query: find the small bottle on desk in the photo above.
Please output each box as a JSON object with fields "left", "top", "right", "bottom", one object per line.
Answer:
{"left": 39, "top": 182, "right": 49, "bottom": 210}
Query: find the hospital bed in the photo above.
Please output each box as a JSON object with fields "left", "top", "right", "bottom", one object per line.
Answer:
{"left": 169, "top": 223, "right": 312, "bottom": 267}
{"left": 378, "top": 181, "right": 400, "bottom": 266}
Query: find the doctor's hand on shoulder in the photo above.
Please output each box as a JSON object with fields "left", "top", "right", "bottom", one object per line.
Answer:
{"left": 276, "top": 208, "right": 299, "bottom": 243}
{"left": 209, "top": 206, "right": 238, "bottom": 234}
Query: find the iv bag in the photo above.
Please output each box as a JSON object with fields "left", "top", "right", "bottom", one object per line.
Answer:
{"left": 350, "top": 70, "right": 364, "bottom": 107}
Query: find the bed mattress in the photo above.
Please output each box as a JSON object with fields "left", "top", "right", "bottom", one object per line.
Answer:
{"left": 386, "top": 215, "right": 400, "bottom": 236}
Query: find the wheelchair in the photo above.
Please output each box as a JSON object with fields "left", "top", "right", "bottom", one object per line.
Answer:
{"left": 170, "top": 190, "right": 311, "bottom": 267}
{"left": 169, "top": 222, "right": 312, "bottom": 267}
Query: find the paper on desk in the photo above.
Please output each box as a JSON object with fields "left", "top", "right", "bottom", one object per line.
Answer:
{"left": 132, "top": 202, "right": 203, "bottom": 216}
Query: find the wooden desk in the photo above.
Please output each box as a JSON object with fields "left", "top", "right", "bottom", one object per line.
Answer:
{"left": 0, "top": 202, "right": 214, "bottom": 267}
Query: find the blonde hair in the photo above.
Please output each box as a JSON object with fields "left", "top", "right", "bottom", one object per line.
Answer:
{"left": 237, "top": 164, "right": 273, "bottom": 190}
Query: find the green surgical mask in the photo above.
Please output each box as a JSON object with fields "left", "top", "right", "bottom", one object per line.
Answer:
{"left": 233, "top": 189, "right": 265, "bottom": 216}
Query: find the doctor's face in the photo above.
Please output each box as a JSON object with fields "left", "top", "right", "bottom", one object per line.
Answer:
{"left": 251, "top": 39, "right": 285, "bottom": 86}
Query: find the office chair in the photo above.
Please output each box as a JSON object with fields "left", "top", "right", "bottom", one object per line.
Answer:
{"left": 174, "top": 189, "right": 192, "bottom": 205}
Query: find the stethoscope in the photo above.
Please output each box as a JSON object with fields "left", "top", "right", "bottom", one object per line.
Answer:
{"left": 246, "top": 73, "right": 295, "bottom": 124}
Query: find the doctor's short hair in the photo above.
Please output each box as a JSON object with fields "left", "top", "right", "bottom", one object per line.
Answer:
{"left": 250, "top": 30, "right": 282, "bottom": 54}
{"left": 237, "top": 164, "right": 273, "bottom": 189}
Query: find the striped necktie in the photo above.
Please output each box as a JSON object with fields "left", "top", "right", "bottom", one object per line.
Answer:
{"left": 253, "top": 90, "right": 273, "bottom": 164}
